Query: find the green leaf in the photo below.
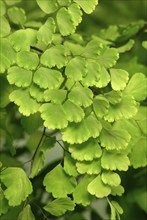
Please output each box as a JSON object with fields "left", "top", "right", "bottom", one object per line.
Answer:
{"left": 93, "top": 96, "right": 109, "bottom": 118}
{"left": 30, "top": 137, "right": 56, "bottom": 178}
{"left": 44, "top": 89, "right": 67, "bottom": 104}
{"left": 0, "top": 38, "right": 16, "bottom": 73}
{"left": 7, "top": 7, "right": 26, "bottom": 25}
{"left": 101, "top": 171, "right": 121, "bottom": 186}
{"left": 18, "top": 205, "right": 35, "bottom": 220}
{"left": 33, "top": 67, "right": 63, "bottom": 89}
{"left": 142, "top": 41, "right": 147, "bottom": 49}
{"left": 40, "top": 103, "right": 68, "bottom": 129}
{"left": 62, "top": 115, "right": 102, "bottom": 144}
{"left": 110, "top": 69, "right": 129, "bottom": 91}
{"left": 0, "top": 1, "right": 6, "bottom": 16}
{"left": 7, "top": 66, "right": 32, "bottom": 87}
{"left": 21, "top": 112, "right": 42, "bottom": 134}
{"left": 0, "top": 167, "right": 32, "bottom": 206}
{"left": 36, "top": 0, "right": 58, "bottom": 14}
{"left": 101, "top": 150, "right": 130, "bottom": 171}
{"left": 129, "top": 137, "right": 147, "bottom": 168}
{"left": 76, "top": 159, "right": 101, "bottom": 175}
{"left": 73, "top": 175, "right": 94, "bottom": 206}
{"left": 0, "top": 16, "right": 10, "bottom": 37}
{"left": 56, "top": 7, "right": 75, "bottom": 36}
{"left": 68, "top": 85, "right": 93, "bottom": 107}
{"left": 0, "top": 192, "right": 9, "bottom": 216}
{"left": 37, "top": 17, "right": 55, "bottom": 45}
{"left": 95, "top": 66, "right": 110, "bottom": 88}
{"left": 117, "top": 39, "right": 134, "bottom": 53}
{"left": 16, "top": 51, "right": 39, "bottom": 70}
{"left": 98, "top": 47, "right": 119, "bottom": 68}
{"left": 104, "top": 95, "right": 137, "bottom": 122}
{"left": 44, "top": 198, "right": 75, "bottom": 217}
{"left": 65, "top": 57, "right": 86, "bottom": 81}
{"left": 41, "top": 45, "right": 67, "bottom": 68}
{"left": 9, "top": 89, "right": 40, "bottom": 116}
{"left": 43, "top": 164, "right": 77, "bottom": 198}
{"left": 63, "top": 153, "right": 78, "bottom": 177}
{"left": 29, "top": 84, "right": 45, "bottom": 102}
{"left": 63, "top": 100, "right": 85, "bottom": 123}
{"left": 99, "top": 126, "right": 131, "bottom": 150}
{"left": 87, "top": 175, "right": 111, "bottom": 198}
{"left": 57, "top": 0, "right": 71, "bottom": 6}
{"left": 68, "top": 3, "right": 82, "bottom": 26}
{"left": 124, "top": 73, "right": 147, "bottom": 101}
{"left": 82, "top": 40, "right": 102, "bottom": 59}
{"left": 0, "top": 75, "right": 12, "bottom": 108}
{"left": 104, "top": 90, "right": 122, "bottom": 104}
{"left": 82, "top": 60, "right": 100, "bottom": 87}
{"left": 5, "top": 0, "right": 21, "bottom": 6}
{"left": 110, "top": 185, "right": 124, "bottom": 196}
{"left": 74, "top": 0, "right": 98, "bottom": 14}
{"left": 108, "top": 199, "right": 123, "bottom": 220}
{"left": 69, "top": 138, "right": 102, "bottom": 161}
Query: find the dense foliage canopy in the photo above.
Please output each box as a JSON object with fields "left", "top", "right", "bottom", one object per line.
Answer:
{"left": 0, "top": 0, "right": 147, "bottom": 219}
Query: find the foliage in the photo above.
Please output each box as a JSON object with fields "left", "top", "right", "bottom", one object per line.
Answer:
{"left": 0, "top": 0, "right": 146, "bottom": 219}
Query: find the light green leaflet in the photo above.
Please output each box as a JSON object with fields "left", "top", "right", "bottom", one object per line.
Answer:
{"left": 68, "top": 3, "right": 82, "bottom": 26}
{"left": 62, "top": 115, "right": 102, "bottom": 144}
{"left": 104, "top": 95, "right": 137, "bottom": 122}
{"left": 18, "top": 205, "right": 35, "bottom": 220}
{"left": 76, "top": 159, "right": 101, "bottom": 175}
{"left": 36, "top": 0, "right": 58, "bottom": 14}
{"left": 29, "top": 84, "right": 45, "bottom": 102}
{"left": 82, "top": 59, "right": 100, "bottom": 87}
{"left": 41, "top": 45, "right": 67, "bottom": 68}
{"left": 44, "top": 198, "right": 75, "bottom": 217}
{"left": 43, "top": 164, "right": 77, "bottom": 198}
{"left": 68, "top": 85, "right": 93, "bottom": 107}
{"left": 101, "top": 171, "right": 121, "bottom": 187}
{"left": 129, "top": 136, "right": 147, "bottom": 168}
{"left": 0, "top": 167, "right": 32, "bottom": 206}
{"left": 37, "top": 17, "right": 55, "bottom": 45}
{"left": 7, "top": 7, "right": 26, "bottom": 25}
{"left": 7, "top": 66, "right": 32, "bottom": 87}
{"left": 0, "top": 1, "right": 6, "bottom": 16}
{"left": 9, "top": 89, "right": 40, "bottom": 116}
{"left": 100, "top": 126, "right": 131, "bottom": 150}
{"left": 16, "top": 51, "right": 39, "bottom": 70}
{"left": 9, "top": 29, "right": 37, "bottom": 52}
{"left": 69, "top": 138, "right": 102, "bottom": 161}
{"left": 0, "top": 38, "right": 16, "bottom": 73}
{"left": 65, "top": 57, "right": 87, "bottom": 81}
{"left": 44, "top": 89, "right": 67, "bottom": 104}
{"left": 108, "top": 199, "right": 123, "bottom": 220}
{"left": 40, "top": 103, "right": 68, "bottom": 130}
{"left": 63, "top": 100, "right": 85, "bottom": 123}
{"left": 0, "top": 16, "right": 10, "bottom": 37}
{"left": 87, "top": 175, "right": 111, "bottom": 198}
{"left": 101, "top": 150, "right": 130, "bottom": 171}
{"left": 33, "top": 67, "right": 63, "bottom": 89}
{"left": 63, "top": 153, "right": 78, "bottom": 177}
{"left": 74, "top": 0, "right": 98, "bottom": 14}
{"left": 111, "top": 185, "right": 124, "bottom": 196}
{"left": 124, "top": 73, "right": 147, "bottom": 101}
{"left": 73, "top": 175, "right": 94, "bottom": 206}
{"left": 110, "top": 69, "right": 129, "bottom": 91}
{"left": 93, "top": 95, "right": 109, "bottom": 118}
{"left": 57, "top": 7, "right": 75, "bottom": 36}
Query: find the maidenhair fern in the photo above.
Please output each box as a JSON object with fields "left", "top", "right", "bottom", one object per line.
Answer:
{"left": 0, "top": 0, "right": 146, "bottom": 219}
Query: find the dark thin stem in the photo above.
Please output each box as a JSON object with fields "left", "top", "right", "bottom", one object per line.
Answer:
{"left": 30, "top": 127, "right": 46, "bottom": 174}
{"left": 30, "top": 46, "right": 43, "bottom": 53}
{"left": 56, "top": 140, "right": 70, "bottom": 154}
{"left": 32, "top": 127, "right": 46, "bottom": 161}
